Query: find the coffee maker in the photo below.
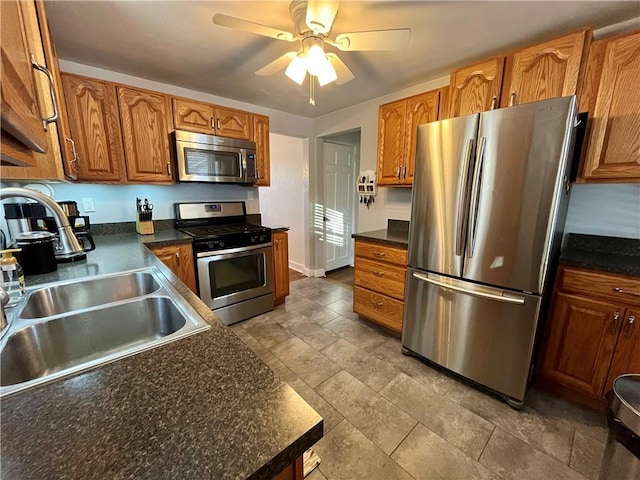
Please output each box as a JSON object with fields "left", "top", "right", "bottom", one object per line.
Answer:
{"left": 3, "top": 200, "right": 95, "bottom": 254}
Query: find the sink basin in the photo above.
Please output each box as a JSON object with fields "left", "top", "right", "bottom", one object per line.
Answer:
{"left": 1, "top": 297, "right": 185, "bottom": 386}
{"left": 0, "top": 268, "right": 210, "bottom": 397}
{"left": 20, "top": 271, "right": 161, "bottom": 319}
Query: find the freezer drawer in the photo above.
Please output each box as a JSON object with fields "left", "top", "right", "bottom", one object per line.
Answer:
{"left": 402, "top": 268, "right": 542, "bottom": 401}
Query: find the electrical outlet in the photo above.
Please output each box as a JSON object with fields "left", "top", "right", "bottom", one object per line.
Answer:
{"left": 82, "top": 197, "right": 95, "bottom": 213}
{"left": 247, "top": 191, "right": 254, "bottom": 200}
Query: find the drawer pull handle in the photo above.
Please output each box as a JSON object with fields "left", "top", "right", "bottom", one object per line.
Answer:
{"left": 372, "top": 269, "right": 385, "bottom": 277}
{"left": 613, "top": 287, "right": 640, "bottom": 297}
{"left": 372, "top": 251, "right": 386, "bottom": 258}
{"left": 625, "top": 315, "right": 636, "bottom": 338}
{"left": 371, "top": 300, "right": 384, "bottom": 307}
{"left": 608, "top": 311, "right": 621, "bottom": 335}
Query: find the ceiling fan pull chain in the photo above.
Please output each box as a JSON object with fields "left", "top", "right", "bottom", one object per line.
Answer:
{"left": 309, "top": 76, "right": 316, "bottom": 106}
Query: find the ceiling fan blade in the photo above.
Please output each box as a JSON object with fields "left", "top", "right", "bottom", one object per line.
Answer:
{"left": 326, "top": 53, "right": 354, "bottom": 85}
{"left": 305, "top": 0, "right": 341, "bottom": 35}
{"left": 255, "top": 52, "right": 298, "bottom": 76}
{"left": 334, "top": 28, "right": 411, "bottom": 51}
{"left": 213, "top": 14, "right": 295, "bottom": 42}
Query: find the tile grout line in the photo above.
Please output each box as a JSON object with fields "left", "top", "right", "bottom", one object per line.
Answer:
{"left": 387, "top": 421, "right": 421, "bottom": 480}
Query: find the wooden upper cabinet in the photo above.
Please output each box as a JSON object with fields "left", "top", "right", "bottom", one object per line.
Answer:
{"left": 172, "top": 98, "right": 252, "bottom": 140}
{"left": 172, "top": 97, "right": 214, "bottom": 134}
{"left": 377, "top": 99, "right": 406, "bottom": 185}
{"left": 118, "top": 86, "right": 173, "bottom": 183}
{"left": 62, "top": 73, "right": 125, "bottom": 182}
{"left": 404, "top": 90, "right": 439, "bottom": 184}
{"left": 0, "top": 0, "right": 47, "bottom": 160}
{"left": 506, "top": 30, "right": 589, "bottom": 106}
{"left": 539, "top": 292, "right": 624, "bottom": 398}
{"left": 580, "top": 31, "right": 640, "bottom": 182}
{"left": 214, "top": 106, "right": 252, "bottom": 140}
{"left": 252, "top": 113, "right": 271, "bottom": 186}
{"left": 449, "top": 56, "right": 505, "bottom": 117}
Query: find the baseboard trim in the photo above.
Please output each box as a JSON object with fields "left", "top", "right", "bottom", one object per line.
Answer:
{"left": 289, "top": 261, "right": 306, "bottom": 273}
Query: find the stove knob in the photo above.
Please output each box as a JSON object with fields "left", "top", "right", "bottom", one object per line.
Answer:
{"left": 220, "top": 241, "right": 225, "bottom": 248}
{"left": 251, "top": 236, "right": 256, "bottom": 243}
{"left": 259, "top": 235, "right": 265, "bottom": 242}
{"left": 207, "top": 242, "right": 214, "bottom": 249}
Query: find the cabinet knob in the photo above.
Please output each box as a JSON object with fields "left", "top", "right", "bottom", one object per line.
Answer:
{"left": 490, "top": 96, "right": 497, "bottom": 110}
{"left": 613, "top": 287, "right": 640, "bottom": 297}
{"left": 624, "top": 315, "right": 636, "bottom": 338}
{"left": 31, "top": 56, "right": 59, "bottom": 130}
{"left": 372, "top": 269, "right": 385, "bottom": 277}
{"left": 402, "top": 165, "right": 407, "bottom": 179}
{"left": 396, "top": 166, "right": 401, "bottom": 179}
{"left": 372, "top": 251, "right": 386, "bottom": 258}
{"left": 608, "top": 311, "right": 621, "bottom": 335}
{"left": 166, "top": 162, "right": 172, "bottom": 176}
{"left": 371, "top": 299, "right": 384, "bottom": 307}
{"left": 175, "top": 252, "right": 181, "bottom": 266}
{"left": 509, "top": 91, "right": 517, "bottom": 107}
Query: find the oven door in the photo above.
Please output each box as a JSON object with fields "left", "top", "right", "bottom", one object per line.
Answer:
{"left": 176, "top": 139, "right": 246, "bottom": 183}
{"left": 196, "top": 244, "right": 273, "bottom": 310}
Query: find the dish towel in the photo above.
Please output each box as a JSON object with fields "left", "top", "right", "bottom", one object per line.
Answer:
{"left": 303, "top": 448, "right": 321, "bottom": 477}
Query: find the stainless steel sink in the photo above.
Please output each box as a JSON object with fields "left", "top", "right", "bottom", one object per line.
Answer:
{"left": 20, "top": 271, "right": 161, "bottom": 319}
{"left": 0, "top": 268, "right": 210, "bottom": 397}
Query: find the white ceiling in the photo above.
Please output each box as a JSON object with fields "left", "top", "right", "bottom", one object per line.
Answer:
{"left": 46, "top": 1, "right": 639, "bottom": 117}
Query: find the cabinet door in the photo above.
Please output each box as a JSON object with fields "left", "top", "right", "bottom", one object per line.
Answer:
{"left": 253, "top": 113, "right": 271, "bottom": 186}
{"left": 376, "top": 100, "right": 406, "bottom": 185}
{"left": 0, "top": 0, "right": 47, "bottom": 156}
{"left": 172, "top": 97, "right": 214, "bottom": 134}
{"left": 150, "top": 243, "right": 197, "bottom": 293}
{"left": 213, "top": 106, "right": 252, "bottom": 140}
{"left": 118, "top": 86, "right": 173, "bottom": 183}
{"left": 506, "top": 30, "right": 588, "bottom": 106}
{"left": 62, "top": 74, "right": 125, "bottom": 182}
{"left": 605, "top": 309, "right": 640, "bottom": 395}
{"left": 272, "top": 231, "right": 290, "bottom": 305}
{"left": 539, "top": 292, "right": 624, "bottom": 397}
{"left": 404, "top": 90, "right": 439, "bottom": 184}
{"left": 581, "top": 32, "right": 640, "bottom": 182}
{"left": 449, "top": 56, "right": 504, "bottom": 117}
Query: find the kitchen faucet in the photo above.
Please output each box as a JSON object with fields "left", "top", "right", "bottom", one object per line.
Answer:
{"left": 0, "top": 187, "right": 85, "bottom": 261}
{"left": 0, "top": 285, "right": 9, "bottom": 337}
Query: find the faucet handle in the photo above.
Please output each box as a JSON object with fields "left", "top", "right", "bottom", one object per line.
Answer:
{"left": 0, "top": 286, "right": 8, "bottom": 307}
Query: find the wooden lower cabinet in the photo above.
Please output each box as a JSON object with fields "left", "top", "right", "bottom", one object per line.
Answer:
{"left": 352, "top": 240, "right": 407, "bottom": 334}
{"left": 148, "top": 242, "right": 197, "bottom": 293}
{"left": 537, "top": 266, "right": 640, "bottom": 410}
{"left": 273, "top": 230, "right": 290, "bottom": 305}
{"left": 274, "top": 455, "right": 303, "bottom": 480}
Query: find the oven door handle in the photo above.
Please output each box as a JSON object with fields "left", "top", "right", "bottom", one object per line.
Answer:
{"left": 196, "top": 242, "right": 272, "bottom": 258}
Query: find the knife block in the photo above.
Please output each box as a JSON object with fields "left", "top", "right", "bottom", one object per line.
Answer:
{"left": 135, "top": 214, "right": 154, "bottom": 235}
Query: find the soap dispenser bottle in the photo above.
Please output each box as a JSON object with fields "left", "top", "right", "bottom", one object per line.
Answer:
{"left": 1, "top": 249, "right": 26, "bottom": 307}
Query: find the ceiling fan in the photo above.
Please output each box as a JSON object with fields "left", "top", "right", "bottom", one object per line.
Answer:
{"left": 212, "top": 0, "right": 411, "bottom": 91}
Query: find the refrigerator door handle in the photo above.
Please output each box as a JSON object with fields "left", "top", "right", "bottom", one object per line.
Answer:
{"left": 467, "top": 136, "right": 486, "bottom": 258}
{"left": 412, "top": 271, "right": 526, "bottom": 305}
{"left": 455, "top": 139, "right": 475, "bottom": 256}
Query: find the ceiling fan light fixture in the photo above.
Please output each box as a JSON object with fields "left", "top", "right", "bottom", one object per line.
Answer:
{"left": 285, "top": 52, "right": 307, "bottom": 85}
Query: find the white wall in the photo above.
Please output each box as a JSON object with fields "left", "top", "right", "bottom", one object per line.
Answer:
{"left": 566, "top": 183, "right": 640, "bottom": 239}
{"left": 17, "top": 182, "right": 260, "bottom": 223}
{"left": 259, "top": 134, "right": 309, "bottom": 274}
{"left": 313, "top": 75, "right": 450, "bottom": 233}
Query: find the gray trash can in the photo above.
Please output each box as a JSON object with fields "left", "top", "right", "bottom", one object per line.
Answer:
{"left": 599, "top": 374, "right": 640, "bottom": 480}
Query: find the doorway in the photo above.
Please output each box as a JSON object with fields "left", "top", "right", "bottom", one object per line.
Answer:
{"left": 320, "top": 130, "right": 360, "bottom": 273}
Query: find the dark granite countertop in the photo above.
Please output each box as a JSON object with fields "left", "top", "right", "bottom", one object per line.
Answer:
{"left": 560, "top": 233, "right": 640, "bottom": 278}
{"left": 1, "top": 233, "right": 322, "bottom": 479}
{"left": 352, "top": 223, "right": 409, "bottom": 248}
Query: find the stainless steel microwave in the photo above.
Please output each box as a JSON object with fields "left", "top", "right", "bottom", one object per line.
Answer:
{"left": 173, "top": 130, "right": 258, "bottom": 184}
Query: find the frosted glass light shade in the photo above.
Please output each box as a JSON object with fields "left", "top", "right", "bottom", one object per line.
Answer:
{"left": 306, "top": 44, "right": 327, "bottom": 76}
{"left": 285, "top": 53, "right": 307, "bottom": 85}
{"left": 317, "top": 60, "right": 337, "bottom": 86}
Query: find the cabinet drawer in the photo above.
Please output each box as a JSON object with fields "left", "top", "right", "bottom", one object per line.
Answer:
{"left": 353, "top": 286, "right": 404, "bottom": 333}
{"left": 355, "top": 257, "right": 406, "bottom": 300}
{"left": 559, "top": 267, "right": 640, "bottom": 305}
{"left": 355, "top": 241, "right": 407, "bottom": 266}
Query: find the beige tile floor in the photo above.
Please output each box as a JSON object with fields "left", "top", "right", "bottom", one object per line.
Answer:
{"left": 230, "top": 276, "right": 609, "bottom": 480}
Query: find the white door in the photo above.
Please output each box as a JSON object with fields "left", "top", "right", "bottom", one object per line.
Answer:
{"left": 323, "top": 141, "right": 356, "bottom": 272}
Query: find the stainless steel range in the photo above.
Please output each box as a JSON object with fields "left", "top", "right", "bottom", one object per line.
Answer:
{"left": 175, "top": 202, "right": 273, "bottom": 326}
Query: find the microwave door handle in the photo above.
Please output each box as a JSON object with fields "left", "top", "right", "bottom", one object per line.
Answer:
{"left": 241, "top": 149, "right": 248, "bottom": 181}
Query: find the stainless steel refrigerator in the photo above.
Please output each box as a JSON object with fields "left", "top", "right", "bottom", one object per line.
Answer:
{"left": 402, "top": 96, "right": 578, "bottom": 408}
